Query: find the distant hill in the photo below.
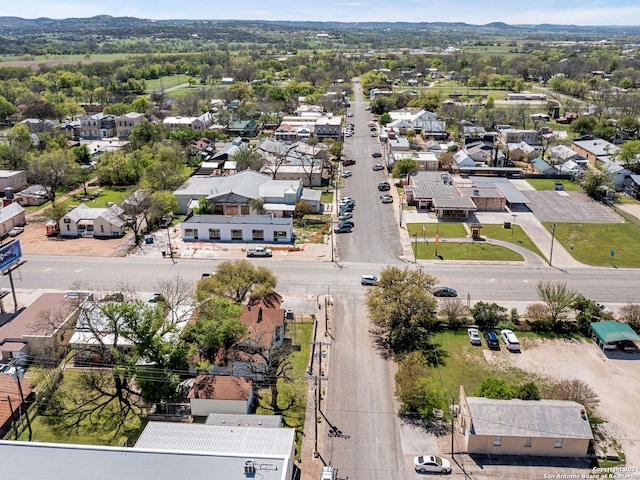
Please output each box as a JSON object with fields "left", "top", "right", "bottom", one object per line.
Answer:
{"left": 1, "top": 15, "right": 639, "bottom": 35}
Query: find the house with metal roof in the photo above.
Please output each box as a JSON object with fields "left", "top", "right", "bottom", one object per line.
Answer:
{"left": 458, "top": 386, "right": 593, "bottom": 457}
{"left": 572, "top": 138, "right": 619, "bottom": 167}
{"left": 0, "top": 292, "right": 80, "bottom": 366}
{"left": 0, "top": 420, "right": 296, "bottom": 480}
{"left": 0, "top": 201, "right": 26, "bottom": 237}
{"left": 187, "top": 375, "right": 254, "bottom": 416}
{"left": 59, "top": 203, "right": 126, "bottom": 238}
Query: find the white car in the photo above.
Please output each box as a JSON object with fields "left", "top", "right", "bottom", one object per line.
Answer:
{"left": 341, "top": 171, "right": 352, "bottom": 178}
{"left": 360, "top": 275, "right": 379, "bottom": 286}
{"left": 338, "top": 212, "right": 353, "bottom": 221}
{"left": 501, "top": 329, "right": 521, "bottom": 351}
{"left": 596, "top": 302, "right": 612, "bottom": 314}
{"left": 468, "top": 328, "right": 481, "bottom": 346}
{"left": 8, "top": 226, "right": 24, "bottom": 237}
{"left": 413, "top": 455, "right": 452, "bottom": 474}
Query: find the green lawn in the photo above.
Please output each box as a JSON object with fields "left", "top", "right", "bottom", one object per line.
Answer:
{"left": 481, "top": 224, "right": 545, "bottom": 259}
{"left": 526, "top": 178, "right": 582, "bottom": 191}
{"left": 430, "top": 331, "right": 545, "bottom": 398}
{"left": 413, "top": 239, "right": 524, "bottom": 261}
{"left": 544, "top": 222, "right": 640, "bottom": 267}
{"left": 407, "top": 222, "right": 468, "bottom": 237}
{"left": 37, "top": 187, "right": 133, "bottom": 217}
{"left": 145, "top": 75, "right": 189, "bottom": 91}
{"left": 20, "top": 369, "right": 144, "bottom": 445}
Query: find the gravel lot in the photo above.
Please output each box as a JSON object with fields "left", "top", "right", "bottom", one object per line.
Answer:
{"left": 511, "top": 338, "right": 640, "bottom": 466}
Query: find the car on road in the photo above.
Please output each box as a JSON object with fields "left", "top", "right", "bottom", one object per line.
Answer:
{"left": 483, "top": 330, "right": 500, "bottom": 349}
{"left": 148, "top": 293, "right": 165, "bottom": 304}
{"left": 8, "top": 226, "right": 24, "bottom": 237}
{"left": 338, "top": 212, "right": 353, "bottom": 221}
{"left": 345, "top": 132, "right": 353, "bottom": 137}
{"left": 341, "top": 171, "right": 352, "bottom": 178}
{"left": 379, "top": 194, "right": 393, "bottom": 203}
{"left": 378, "top": 181, "right": 391, "bottom": 191}
{"left": 339, "top": 196, "right": 355, "bottom": 205}
{"left": 372, "top": 164, "right": 384, "bottom": 171}
{"left": 342, "top": 159, "right": 356, "bottom": 166}
{"left": 413, "top": 455, "right": 452, "bottom": 474}
{"left": 337, "top": 220, "right": 354, "bottom": 229}
{"left": 501, "top": 329, "right": 521, "bottom": 351}
{"left": 432, "top": 286, "right": 457, "bottom": 297}
{"left": 468, "top": 328, "right": 482, "bottom": 346}
{"left": 334, "top": 225, "right": 352, "bottom": 234}
{"left": 365, "top": 105, "right": 370, "bottom": 111}
{"left": 371, "top": 132, "right": 378, "bottom": 137}
{"left": 347, "top": 112, "right": 353, "bottom": 117}
{"left": 372, "top": 152, "right": 382, "bottom": 158}
{"left": 360, "top": 275, "right": 379, "bottom": 286}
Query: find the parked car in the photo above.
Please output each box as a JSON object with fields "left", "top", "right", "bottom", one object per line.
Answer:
{"left": 360, "top": 275, "right": 379, "bottom": 286}
{"left": 413, "top": 455, "right": 452, "bottom": 474}
{"left": 468, "top": 328, "right": 481, "bottom": 346}
{"left": 432, "top": 286, "right": 457, "bottom": 297}
{"left": 334, "top": 225, "right": 352, "bottom": 234}
{"left": 347, "top": 112, "right": 353, "bottom": 117}
{"left": 338, "top": 212, "right": 353, "bottom": 221}
{"left": 378, "top": 181, "right": 391, "bottom": 191}
{"left": 337, "top": 220, "right": 354, "bottom": 229}
{"left": 341, "top": 171, "right": 352, "bottom": 178}
{"left": 339, "top": 197, "right": 355, "bottom": 205}
{"left": 148, "top": 293, "right": 165, "bottom": 304}
{"left": 372, "top": 152, "right": 382, "bottom": 158}
{"left": 340, "top": 206, "right": 354, "bottom": 215}
{"left": 342, "top": 159, "right": 356, "bottom": 166}
{"left": 501, "top": 329, "right": 521, "bottom": 351}
{"left": 379, "top": 194, "right": 393, "bottom": 203}
{"left": 372, "top": 163, "right": 384, "bottom": 171}
{"left": 371, "top": 132, "right": 378, "bottom": 137}
{"left": 596, "top": 302, "right": 612, "bottom": 315}
{"left": 8, "top": 226, "right": 24, "bottom": 237}
{"left": 619, "top": 340, "right": 638, "bottom": 352}
{"left": 483, "top": 330, "right": 500, "bottom": 349}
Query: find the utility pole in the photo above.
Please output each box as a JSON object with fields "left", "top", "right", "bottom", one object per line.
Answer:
{"left": 549, "top": 223, "right": 557, "bottom": 266}
{"left": 6, "top": 395, "right": 19, "bottom": 439}
{"left": 330, "top": 218, "right": 334, "bottom": 263}
{"left": 413, "top": 234, "right": 418, "bottom": 263}
{"left": 511, "top": 214, "right": 517, "bottom": 239}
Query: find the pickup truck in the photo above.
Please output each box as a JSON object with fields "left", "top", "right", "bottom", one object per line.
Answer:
{"left": 246, "top": 246, "right": 273, "bottom": 257}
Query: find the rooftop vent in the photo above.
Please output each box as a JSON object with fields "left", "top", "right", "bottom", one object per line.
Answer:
{"left": 244, "top": 460, "right": 256, "bottom": 476}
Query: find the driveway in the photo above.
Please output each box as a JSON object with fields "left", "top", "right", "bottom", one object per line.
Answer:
{"left": 522, "top": 190, "right": 623, "bottom": 223}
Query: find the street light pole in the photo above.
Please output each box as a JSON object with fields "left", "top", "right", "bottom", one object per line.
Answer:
{"left": 549, "top": 223, "right": 557, "bottom": 266}
{"left": 511, "top": 214, "right": 517, "bottom": 239}
{"left": 330, "top": 218, "right": 334, "bottom": 263}
{"left": 413, "top": 233, "right": 418, "bottom": 263}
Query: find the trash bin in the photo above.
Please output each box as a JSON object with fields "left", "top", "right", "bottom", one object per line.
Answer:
{"left": 503, "top": 221, "right": 511, "bottom": 229}
{"left": 145, "top": 235, "right": 154, "bottom": 244}
{"left": 161, "top": 251, "right": 166, "bottom": 257}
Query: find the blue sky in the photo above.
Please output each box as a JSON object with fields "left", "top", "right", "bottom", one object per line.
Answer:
{"left": 4, "top": 0, "right": 640, "bottom": 25}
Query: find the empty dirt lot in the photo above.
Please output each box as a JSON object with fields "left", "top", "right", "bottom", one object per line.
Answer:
{"left": 511, "top": 338, "right": 640, "bottom": 466}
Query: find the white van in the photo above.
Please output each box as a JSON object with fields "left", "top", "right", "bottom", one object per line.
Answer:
{"left": 360, "top": 275, "right": 379, "bottom": 286}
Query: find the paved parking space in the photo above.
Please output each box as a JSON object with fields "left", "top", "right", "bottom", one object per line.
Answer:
{"left": 522, "top": 190, "right": 623, "bottom": 223}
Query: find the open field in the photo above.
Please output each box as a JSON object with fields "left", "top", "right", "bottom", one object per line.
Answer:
{"left": 526, "top": 178, "right": 582, "bottom": 191}
{"left": 481, "top": 224, "right": 545, "bottom": 259}
{"left": 413, "top": 239, "right": 524, "bottom": 262}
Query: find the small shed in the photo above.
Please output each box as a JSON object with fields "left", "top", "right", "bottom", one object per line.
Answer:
{"left": 591, "top": 321, "right": 640, "bottom": 350}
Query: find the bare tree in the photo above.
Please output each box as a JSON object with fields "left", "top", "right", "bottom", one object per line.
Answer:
{"left": 536, "top": 281, "right": 579, "bottom": 328}
{"left": 544, "top": 379, "right": 599, "bottom": 411}
{"left": 439, "top": 298, "right": 467, "bottom": 327}
{"left": 618, "top": 303, "right": 640, "bottom": 332}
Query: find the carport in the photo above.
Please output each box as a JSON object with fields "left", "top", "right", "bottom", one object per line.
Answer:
{"left": 590, "top": 321, "right": 640, "bottom": 350}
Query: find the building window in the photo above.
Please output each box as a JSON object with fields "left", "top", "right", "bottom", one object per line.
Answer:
{"left": 554, "top": 439, "right": 563, "bottom": 448}
{"left": 214, "top": 204, "right": 223, "bottom": 215}
{"left": 227, "top": 205, "right": 239, "bottom": 215}
{"left": 493, "top": 436, "right": 501, "bottom": 446}
{"left": 252, "top": 230, "right": 264, "bottom": 241}
{"left": 241, "top": 205, "right": 250, "bottom": 215}
{"left": 524, "top": 437, "right": 532, "bottom": 447}
{"left": 209, "top": 229, "right": 220, "bottom": 240}
{"left": 274, "top": 231, "right": 287, "bottom": 240}
{"left": 231, "top": 229, "right": 243, "bottom": 240}
{"left": 100, "top": 225, "right": 104, "bottom": 233}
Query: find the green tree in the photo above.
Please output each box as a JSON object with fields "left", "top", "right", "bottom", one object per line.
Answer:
{"left": 581, "top": 164, "right": 610, "bottom": 198}
{"left": 182, "top": 296, "right": 245, "bottom": 364}
{"left": 470, "top": 301, "right": 507, "bottom": 330}
{"left": 570, "top": 116, "right": 597, "bottom": 136}
{"left": 129, "top": 120, "right": 165, "bottom": 150}
{"left": 515, "top": 382, "right": 540, "bottom": 400}
{"left": 475, "top": 377, "right": 514, "bottom": 399}
{"left": 379, "top": 112, "right": 392, "bottom": 126}
{"left": 232, "top": 144, "right": 263, "bottom": 171}
{"left": 0, "top": 95, "right": 18, "bottom": 118}
{"left": 614, "top": 139, "right": 640, "bottom": 173}
{"left": 536, "top": 281, "right": 579, "bottom": 330}
{"left": 142, "top": 144, "right": 189, "bottom": 191}
{"left": 392, "top": 158, "right": 417, "bottom": 179}
{"left": 27, "top": 149, "right": 77, "bottom": 205}
{"left": 364, "top": 266, "right": 438, "bottom": 357}
{"left": 395, "top": 351, "right": 445, "bottom": 418}
{"left": 199, "top": 260, "right": 277, "bottom": 304}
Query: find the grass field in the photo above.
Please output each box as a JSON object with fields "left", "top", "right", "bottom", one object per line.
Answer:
{"left": 544, "top": 222, "right": 640, "bottom": 267}
{"left": 481, "top": 224, "right": 545, "bottom": 259}
{"left": 526, "top": 178, "right": 582, "bottom": 191}
{"left": 413, "top": 239, "right": 524, "bottom": 262}
{"left": 21, "top": 369, "right": 144, "bottom": 445}
{"left": 407, "top": 222, "right": 468, "bottom": 238}
{"left": 145, "top": 75, "right": 189, "bottom": 92}
{"left": 430, "top": 331, "right": 545, "bottom": 398}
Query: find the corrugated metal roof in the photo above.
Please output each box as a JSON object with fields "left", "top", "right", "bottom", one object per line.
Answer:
{"left": 135, "top": 422, "right": 295, "bottom": 457}
{"left": 0, "top": 440, "right": 290, "bottom": 480}
{"left": 467, "top": 397, "right": 593, "bottom": 439}
{"left": 591, "top": 321, "right": 640, "bottom": 343}
{"left": 205, "top": 413, "right": 282, "bottom": 428}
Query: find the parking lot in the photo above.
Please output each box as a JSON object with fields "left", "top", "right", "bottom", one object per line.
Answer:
{"left": 522, "top": 190, "right": 623, "bottom": 223}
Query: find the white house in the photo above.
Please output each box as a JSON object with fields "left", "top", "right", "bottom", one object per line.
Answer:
{"left": 388, "top": 108, "right": 447, "bottom": 137}
{"left": 59, "top": 203, "right": 126, "bottom": 238}
{"left": 0, "top": 170, "right": 27, "bottom": 193}
{"left": 188, "top": 375, "right": 254, "bottom": 416}
{"left": 0, "top": 202, "right": 26, "bottom": 237}
{"left": 163, "top": 116, "right": 205, "bottom": 132}
{"left": 453, "top": 150, "right": 477, "bottom": 169}
{"left": 181, "top": 214, "right": 293, "bottom": 243}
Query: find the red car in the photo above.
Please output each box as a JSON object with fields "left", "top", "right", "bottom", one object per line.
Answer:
{"left": 342, "top": 159, "right": 356, "bottom": 166}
